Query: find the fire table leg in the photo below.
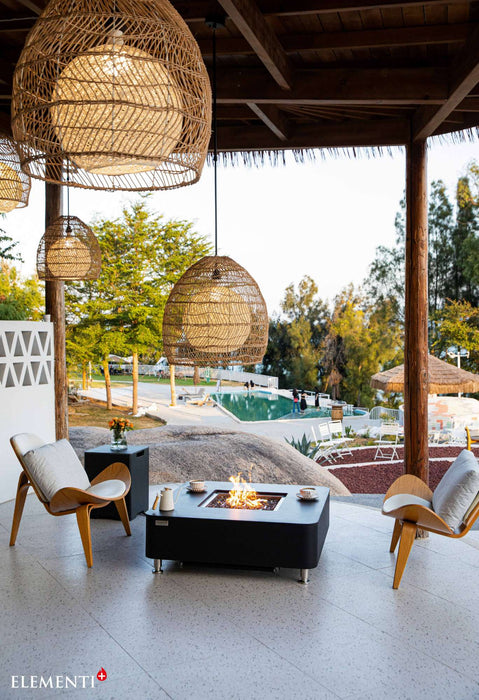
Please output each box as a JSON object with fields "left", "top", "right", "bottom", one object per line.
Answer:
{"left": 299, "top": 569, "right": 309, "bottom": 584}
{"left": 152, "top": 559, "right": 163, "bottom": 574}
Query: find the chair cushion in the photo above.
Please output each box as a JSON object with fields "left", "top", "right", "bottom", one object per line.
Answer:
{"left": 383, "top": 493, "right": 432, "bottom": 514}
{"left": 432, "top": 449, "right": 479, "bottom": 529}
{"left": 23, "top": 439, "right": 90, "bottom": 502}
{"left": 86, "top": 479, "right": 126, "bottom": 500}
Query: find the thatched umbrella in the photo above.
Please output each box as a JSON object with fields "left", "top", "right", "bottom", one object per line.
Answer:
{"left": 371, "top": 355, "right": 479, "bottom": 394}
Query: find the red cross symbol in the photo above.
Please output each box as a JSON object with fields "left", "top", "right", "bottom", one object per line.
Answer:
{"left": 97, "top": 668, "right": 107, "bottom": 682}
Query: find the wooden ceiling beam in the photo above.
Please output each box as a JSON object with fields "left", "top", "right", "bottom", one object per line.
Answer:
{"left": 198, "top": 24, "right": 470, "bottom": 56}
{"left": 178, "top": 1, "right": 470, "bottom": 22}
{"left": 413, "top": 24, "right": 479, "bottom": 140}
{"left": 0, "top": 110, "right": 12, "bottom": 135}
{"left": 258, "top": 0, "right": 471, "bottom": 15}
{"left": 213, "top": 0, "right": 294, "bottom": 89}
{"left": 456, "top": 97, "right": 479, "bottom": 112}
{"left": 212, "top": 118, "right": 410, "bottom": 149}
{"left": 246, "top": 102, "right": 290, "bottom": 140}
{"left": 214, "top": 67, "right": 448, "bottom": 105}
{"left": 15, "top": 0, "right": 43, "bottom": 14}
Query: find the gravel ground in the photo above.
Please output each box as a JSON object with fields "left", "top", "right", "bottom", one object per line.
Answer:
{"left": 328, "top": 444, "right": 479, "bottom": 493}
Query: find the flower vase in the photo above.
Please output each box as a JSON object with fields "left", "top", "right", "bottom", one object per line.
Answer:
{"left": 111, "top": 429, "right": 128, "bottom": 451}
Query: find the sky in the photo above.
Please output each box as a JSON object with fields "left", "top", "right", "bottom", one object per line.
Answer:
{"left": 3, "top": 139, "right": 479, "bottom": 317}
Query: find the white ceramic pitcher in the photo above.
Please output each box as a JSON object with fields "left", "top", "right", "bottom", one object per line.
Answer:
{"left": 159, "top": 485, "right": 184, "bottom": 511}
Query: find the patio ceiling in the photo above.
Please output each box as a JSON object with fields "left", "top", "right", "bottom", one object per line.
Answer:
{"left": 0, "top": 1, "right": 479, "bottom": 151}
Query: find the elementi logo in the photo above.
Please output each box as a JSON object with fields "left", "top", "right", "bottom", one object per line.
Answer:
{"left": 11, "top": 669, "right": 107, "bottom": 689}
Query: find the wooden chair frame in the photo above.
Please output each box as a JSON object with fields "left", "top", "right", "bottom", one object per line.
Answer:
{"left": 466, "top": 426, "right": 479, "bottom": 451}
{"left": 9, "top": 436, "right": 132, "bottom": 568}
{"left": 382, "top": 470, "right": 479, "bottom": 589}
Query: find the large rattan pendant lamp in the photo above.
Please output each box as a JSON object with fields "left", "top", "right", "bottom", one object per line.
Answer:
{"left": 11, "top": 0, "right": 211, "bottom": 192}
{"left": 37, "top": 167, "right": 101, "bottom": 280}
{"left": 162, "top": 20, "right": 268, "bottom": 368}
{"left": 0, "top": 136, "right": 31, "bottom": 213}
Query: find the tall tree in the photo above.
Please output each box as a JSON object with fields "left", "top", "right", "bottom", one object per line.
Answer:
{"left": 66, "top": 202, "right": 210, "bottom": 413}
{"left": 263, "top": 276, "right": 328, "bottom": 389}
{"left": 0, "top": 225, "right": 22, "bottom": 263}
{"left": 0, "top": 262, "right": 43, "bottom": 320}
{"left": 432, "top": 299, "right": 479, "bottom": 373}
{"left": 428, "top": 180, "right": 454, "bottom": 315}
{"left": 323, "top": 286, "right": 402, "bottom": 408}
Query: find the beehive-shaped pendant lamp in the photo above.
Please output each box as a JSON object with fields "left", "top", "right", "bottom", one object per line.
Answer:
{"left": 162, "top": 255, "right": 268, "bottom": 367}
{"left": 11, "top": 0, "right": 211, "bottom": 191}
{"left": 37, "top": 216, "right": 101, "bottom": 280}
{"left": 0, "top": 136, "right": 31, "bottom": 212}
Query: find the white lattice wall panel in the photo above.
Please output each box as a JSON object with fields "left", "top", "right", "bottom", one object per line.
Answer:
{"left": 0, "top": 326, "right": 53, "bottom": 388}
{"left": 0, "top": 321, "right": 55, "bottom": 503}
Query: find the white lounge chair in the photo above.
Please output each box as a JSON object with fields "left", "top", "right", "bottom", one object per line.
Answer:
{"left": 374, "top": 422, "right": 402, "bottom": 461}
{"left": 311, "top": 423, "right": 337, "bottom": 464}
{"left": 328, "top": 421, "right": 353, "bottom": 458}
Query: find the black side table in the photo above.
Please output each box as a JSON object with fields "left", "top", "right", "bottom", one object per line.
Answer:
{"left": 84, "top": 444, "right": 149, "bottom": 520}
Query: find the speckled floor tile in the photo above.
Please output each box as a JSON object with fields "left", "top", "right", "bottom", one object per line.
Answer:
{"left": 150, "top": 643, "right": 339, "bottom": 700}
{"left": 2, "top": 495, "right": 479, "bottom": 700}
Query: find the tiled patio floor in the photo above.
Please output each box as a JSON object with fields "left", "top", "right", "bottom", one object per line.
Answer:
{"left": 1, "top": 490, "right": 479, "bottom": 699}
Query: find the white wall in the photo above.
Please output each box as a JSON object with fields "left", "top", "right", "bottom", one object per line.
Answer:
{"left": 0, "top": 321, "right": 55, "bottom": 503}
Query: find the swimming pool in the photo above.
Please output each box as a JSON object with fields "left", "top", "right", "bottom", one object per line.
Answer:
{"left": 211, "top": 391, "right": 367, "bottom": 422}
{"left": 212, "top": 391, "right": 293, "bottom": 421}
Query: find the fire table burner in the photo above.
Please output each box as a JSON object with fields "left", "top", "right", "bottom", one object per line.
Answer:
{"left": 201, "top": 490, "right": 284, "bottom": 511}
{"left": 145, "top": 481, "right": 329, "bottom": 583}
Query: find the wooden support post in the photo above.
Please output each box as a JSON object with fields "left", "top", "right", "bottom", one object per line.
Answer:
{"left": 132, "top": 351, "right": 139, "bottom": 415}
{"left": 169, "top": 364, "right": 176, "bottom": 406}
{"left": 44, "top": 176, "right": 68, "bottom": 440}
{"left": 404, "top": 139, "right": 429, "bottom": 483}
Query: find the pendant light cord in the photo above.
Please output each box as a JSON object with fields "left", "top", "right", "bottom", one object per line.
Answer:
{"left": 212, "top": 25, "right": 218, "bottom": 257}
{"left": 66, "top": 159, "right": 71, "bottom": 232}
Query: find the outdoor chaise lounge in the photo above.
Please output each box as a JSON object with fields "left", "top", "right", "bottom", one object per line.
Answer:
{"left": 382, "top": 447, "right": 479, "bottom": 589}
{"left": 9, "top": 433, "right": 131, "bottom": 567}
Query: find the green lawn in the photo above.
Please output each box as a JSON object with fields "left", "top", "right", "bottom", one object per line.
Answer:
{"left": 68, "top": 400, "right": 164, "bottom": 429}
{"left": 70, "top": 373, "right": 214, "bottom": 388}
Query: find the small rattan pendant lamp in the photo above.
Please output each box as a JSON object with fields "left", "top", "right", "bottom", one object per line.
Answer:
{"left": 37, "top": 166, "right": 101, "bottom": 281}
{"left": 162, "top": 20, "right": 268, "bottom": 368}
{"left": 0, "top": 136, "right": 30, "bottom": 213}
{"left": 12, "top": 0, "right": 211, "bottom": 192}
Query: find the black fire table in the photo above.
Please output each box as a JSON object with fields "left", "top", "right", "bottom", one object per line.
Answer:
{"left": 145, "top": 481, "right": 329, "bottom": 583}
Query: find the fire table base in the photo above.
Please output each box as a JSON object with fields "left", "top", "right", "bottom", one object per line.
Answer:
{"left": 145, "top": 482, "right": 329, "bottom": 583}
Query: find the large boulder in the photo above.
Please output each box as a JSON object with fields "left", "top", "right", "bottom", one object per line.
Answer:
{"left": 70, "top": 425, "right": 349, "bottom": 496}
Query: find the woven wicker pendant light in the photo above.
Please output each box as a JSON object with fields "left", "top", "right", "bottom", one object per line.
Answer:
{"left": 37, "top": 216, "right": 101, "bottom": 281}
{"left": 163, "top": 255, "right": 268, "bottom": 366}
{"left": 162, "top": 21, "right": 268, "bottom": 368}
{"left": 0, "top": 136, "right": 31, "bottom": 213}
{"left": 12, "top": 0, "right": 211, "bottom": 191}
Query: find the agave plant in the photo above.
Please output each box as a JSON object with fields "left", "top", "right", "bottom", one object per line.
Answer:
{"left": 285, "top": 434, "right": 316, "bottom": 458}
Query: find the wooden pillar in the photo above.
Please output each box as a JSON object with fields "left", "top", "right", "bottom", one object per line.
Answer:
{"left": 44, "top": 178, "right": 68, "bottom": 440}
{"left": 404, "top": 140, "right": 429, "bottom": 482}
{"left": 169, "top": 364, "right": 176, "bottom": 406}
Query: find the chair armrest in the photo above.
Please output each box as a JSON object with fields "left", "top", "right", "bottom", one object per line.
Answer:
{"left": 384, "top": 474, "right": 433, "bottom": 502}
{"left": 90, "top": 462, "right": 131, "bottom": 494}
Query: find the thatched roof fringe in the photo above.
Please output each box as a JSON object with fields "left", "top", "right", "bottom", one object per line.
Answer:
{"left": 429, "top": 127, "right": 479, "bottom": 148}
{"left": 206, "top": 145, "right": 402, "bottom": 167}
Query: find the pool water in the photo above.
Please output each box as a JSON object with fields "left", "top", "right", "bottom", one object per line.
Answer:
{"left": 212, "top": 391, "right": 293, "bottom": 421}
{"left": 211, "top": 391, "right": 366, "bottom": 422}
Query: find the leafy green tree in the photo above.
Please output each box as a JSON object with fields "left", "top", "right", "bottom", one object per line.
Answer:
{"left": 0, "top": 262, "right": 43, "bottom": 320}
{"left": 263, "top": 276, "right": 328, "bottom": 389}
{"left": 432, "top": 299, "right": 479, "bottom": 374}
{"left": 0, "top": 226, "right": 22, "bottom": 263}
{"left": 428, "top": 180, "right": 454, "bottom": 315}
{"left": 447, "top": 176, "right": 479, "bottom": 305}
{"left": 66, "top": 202, "right": 211, "bottom": 412}
{"left": 322, "top": 286, "right": 402, "bottom": 408}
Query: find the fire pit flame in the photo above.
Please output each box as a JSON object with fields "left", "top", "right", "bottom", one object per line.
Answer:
{"left": 226, "top": 473, "right": 266, "bottom": 510}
